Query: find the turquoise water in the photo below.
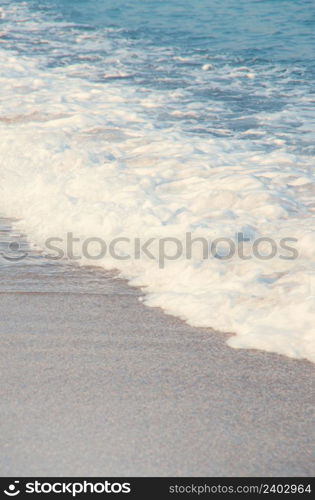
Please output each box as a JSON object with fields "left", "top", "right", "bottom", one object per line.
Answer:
{"left": 2, "top": 0, "right": 314, "bottom": 154}
{"left": 33, "top": 0, "right": 315, "bottom": 59}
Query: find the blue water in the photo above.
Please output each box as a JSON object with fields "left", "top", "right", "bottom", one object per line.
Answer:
{"left": 2, "top": 0, "right": 314, "bottom": 154}
{"left": 32, "top": 0, "right": 315, "bottom": 58}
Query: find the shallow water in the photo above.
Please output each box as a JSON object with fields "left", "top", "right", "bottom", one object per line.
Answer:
{"left": 0, "top": 0, "right": 314, "bottom": 361}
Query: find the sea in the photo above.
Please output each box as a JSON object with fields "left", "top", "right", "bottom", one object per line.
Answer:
{"left": 0, "top": 0, "right": 314, "bottom": 362}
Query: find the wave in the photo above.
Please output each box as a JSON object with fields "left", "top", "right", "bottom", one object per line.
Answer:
{"left": 0, "top": 1, "right": 314, "bottom": 362}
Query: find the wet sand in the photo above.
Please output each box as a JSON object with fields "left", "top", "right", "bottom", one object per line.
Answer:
{"left": 0, "top": 218, "right": 314, "bottom": 476}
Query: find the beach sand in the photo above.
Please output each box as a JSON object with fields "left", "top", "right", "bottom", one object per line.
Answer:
{"left": 0, "top": 218, "right": 314, "bottom": 476}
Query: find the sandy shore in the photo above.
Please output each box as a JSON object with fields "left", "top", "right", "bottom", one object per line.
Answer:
{"left": 0, "top": 218, "right": 314, "bottom": 476}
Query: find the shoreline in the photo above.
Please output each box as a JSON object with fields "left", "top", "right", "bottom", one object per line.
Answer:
{"left": 0, "top": 218, "right": 314, "bottom": 476}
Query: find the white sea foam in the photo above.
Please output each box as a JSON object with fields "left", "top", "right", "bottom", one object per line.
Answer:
{"left": 0, "top": 2, "right": 314, "bottom": 362}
